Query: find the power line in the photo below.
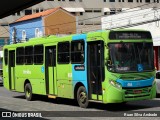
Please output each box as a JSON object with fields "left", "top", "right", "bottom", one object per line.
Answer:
{"left": 14, "top": 1, "right": 156, "bottom": 30}
{"left": 3, "top": 1, "right": 159, "bottom": 42}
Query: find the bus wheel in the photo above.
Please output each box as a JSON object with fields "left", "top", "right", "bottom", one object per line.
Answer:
{"left": 24, "top": 83, "right": 33, "bottom": 101}
{"left": 77, "top": 86, "right": 89, "bottom": 108}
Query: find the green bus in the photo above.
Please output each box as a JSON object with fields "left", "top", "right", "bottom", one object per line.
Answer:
{"left": 3, "top": 29, "right": 156, "bottom": 108}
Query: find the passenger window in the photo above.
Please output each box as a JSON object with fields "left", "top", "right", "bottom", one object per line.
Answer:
{"left": 16, "top": 47, "right": 24, "bottom": 65}
{"left": 25, "top": 46, "right": 33, "bottom": 64}
{"left": 71, "top": 40, "right": 84, "bottom": 64}
{"left": 34, "top": 45, "right": 43, "bottom": 64}
{"left": 58, "top": 42, "right": 70, "bottom": 64}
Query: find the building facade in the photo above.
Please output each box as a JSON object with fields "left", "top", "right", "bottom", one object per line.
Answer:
{"left": 9, "top": 7, "right": 76, "bottom": 43}
{"left": 0, "top": 0, "right": 160, "bottom": 43}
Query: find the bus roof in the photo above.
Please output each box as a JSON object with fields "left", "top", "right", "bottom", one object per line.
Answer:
{"left": 3, "top": 29, "right": 151, "bottom": 49}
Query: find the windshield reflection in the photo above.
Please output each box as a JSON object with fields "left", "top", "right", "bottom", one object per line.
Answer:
{"left": 108, "top": 43, "right": 154, "bottom": 73}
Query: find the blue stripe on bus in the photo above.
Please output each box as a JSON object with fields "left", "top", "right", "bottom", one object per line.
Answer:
{"left": 72, "top": 34, "right": 88, "bottom": 93}
{"left": 116, "top": 77, "right": 154, "bottom": 88}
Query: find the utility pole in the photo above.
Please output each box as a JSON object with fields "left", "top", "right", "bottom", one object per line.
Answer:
{"left": 13, "top": 27, "right": 17, "bottom": 44}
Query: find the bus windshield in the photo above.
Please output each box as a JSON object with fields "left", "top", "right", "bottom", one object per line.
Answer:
{"left": 108, "top": 43, "right": 154, "bottom": 73}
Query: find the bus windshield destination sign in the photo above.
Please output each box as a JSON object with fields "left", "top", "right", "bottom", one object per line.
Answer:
{"left": 109, "top": 31, "right": 152, "bottom": 40}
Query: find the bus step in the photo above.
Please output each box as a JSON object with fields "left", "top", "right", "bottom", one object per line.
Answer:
{"left": 48, "top": 95, "right": 57, "bottom": 99}
{"left": 89, "top": 100, "right": 103, "bottom": 103}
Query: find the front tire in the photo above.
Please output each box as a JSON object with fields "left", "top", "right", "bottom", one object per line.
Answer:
{"left": 24, "top": 83, "right": 33, "bottom": 101}
{"left": 77, "top": 86, "right": 89, "bottom": 108}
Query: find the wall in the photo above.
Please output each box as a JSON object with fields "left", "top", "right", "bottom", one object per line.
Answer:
{"left": 9, "top": 17, "right": 43, "bottom": 43}
{"left": 44, "top": 9, "right": 76, "bottom": 35}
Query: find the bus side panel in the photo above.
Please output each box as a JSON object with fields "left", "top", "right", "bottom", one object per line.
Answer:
{"left": 72, "top": 34, "right": 88, "bottom": 93}
{"left": 15, "top": 65, "right": 46, "bottom": 95}
{"left": 3, "top": 65, "right": 9, "bottom": 90}
{"left": 57, "top": 64, "right": 73, "bottom": 98}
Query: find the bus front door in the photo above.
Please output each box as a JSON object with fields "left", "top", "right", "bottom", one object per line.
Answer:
{"left": 9, "top": 50, "right": 15, "bottom": 90}
{"left": 45, "top": 46, "right": 57, "bottom": 95}
{"left": 87, "top": 41, "right": 104, "bottom": 101}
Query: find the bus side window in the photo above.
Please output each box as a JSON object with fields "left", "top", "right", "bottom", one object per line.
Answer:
{"left": 34, "top": 45, "right": 43, "bottom": 64}
{"left": 25, "top": 46, "right": 33, "bottom": 65}
{"left": 16, "top": 47, "right": 24, "bottom": 65}
{"left": 71, "top": 40, "right": 84, "bottom": 64}
{"left": 58, "top": 41, "right": 70, "bottom": 64}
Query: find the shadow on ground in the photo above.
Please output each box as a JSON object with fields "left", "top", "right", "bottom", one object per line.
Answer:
{"left": 13, "top": 94, "right": 160, "bottom": 111}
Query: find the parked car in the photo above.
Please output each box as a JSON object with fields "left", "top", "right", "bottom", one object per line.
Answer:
{"left": 156, "top": 71, "right": 160, "bottom": 96}
{"left": 0, "top": 69, "right": 3, "bottom": 84}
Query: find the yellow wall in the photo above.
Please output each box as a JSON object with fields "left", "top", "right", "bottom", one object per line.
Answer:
{"left": 44, "top": 10, "right": 76, "bottom": 35}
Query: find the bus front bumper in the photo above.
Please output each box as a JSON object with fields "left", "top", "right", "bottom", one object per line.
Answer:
{"left": 103, "top": 84, "right": 156, "bottom": 103}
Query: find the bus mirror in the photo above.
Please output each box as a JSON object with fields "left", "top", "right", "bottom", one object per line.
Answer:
{"left": 156, "top": 72, "right": 160, "bottom": 79}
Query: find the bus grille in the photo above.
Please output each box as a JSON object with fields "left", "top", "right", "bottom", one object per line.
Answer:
{"left": 123, "top": 86, "right": 151, "bottom": 98}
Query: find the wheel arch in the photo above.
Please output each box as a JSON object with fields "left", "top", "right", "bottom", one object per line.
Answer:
{"left": 74, "top": 82, "right": 86, "bottom": 99}
{"left": 24, "top": 79, "right": 30, "bottom": 91}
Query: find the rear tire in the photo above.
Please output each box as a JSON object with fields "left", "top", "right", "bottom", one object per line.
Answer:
{"left": 24, "top": 83, "right": 33, "bottom": 101}
{"left": 77, "top": 86, "right": 89, "bottom": 108}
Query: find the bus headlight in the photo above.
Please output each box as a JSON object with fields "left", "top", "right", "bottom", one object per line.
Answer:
{"left": 109, "top": 80, "right": 122, "bottom": 89}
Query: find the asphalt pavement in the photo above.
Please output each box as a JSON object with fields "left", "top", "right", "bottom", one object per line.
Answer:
{"left": 0, "top": 84, "right": 160, "bottom": 120}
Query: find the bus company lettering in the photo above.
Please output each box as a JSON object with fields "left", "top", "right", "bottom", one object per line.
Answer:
{"left": 23, "top": 70, "right": 31, "bottom": 74}
{"left": 74, "top": 65, "right": 85, "bottom": 71}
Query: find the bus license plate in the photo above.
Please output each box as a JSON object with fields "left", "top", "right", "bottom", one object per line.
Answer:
{"left": 133, "top": 90, "right": 142, "bottom": 94}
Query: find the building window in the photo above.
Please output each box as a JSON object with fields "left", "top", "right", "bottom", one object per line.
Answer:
{"left": 22, "top": 30, "right": 26, "bottom": 40}
{"left": 69, "top": 0, "right": 75, "bottom": 1}
{"left": 25, "top": 46, "right": 33, "bottom": 65}
{"left": 35, "top": 28, "right": 40, "bottom": 37}
{"left": 85, "top": 9, "right": 92, "bottom": 12}
{"left": 4, "top": 49, "right": 8, "bottom": 65}
{"left": 25, "top": 9, "right": 32, "bottom": 15}
{"left": 110, "top": 8, "right": 116, "bottom": 14}
{"left": 128, "top": 0, "right": 133, "bottom": 2}
{"left": 93, "top": 9, "right": 102, "bottom": 12}
{"left": 119, "top": 0, "right": 124, "bottom": 2}
{"left": 94, "top": 22, "right": 101, "bottom": 25}
{"left": 79, "top": 0, "right": 82, "bottom": 2}
{"left": 145, "top": 0, "right": 150, "bottom": 2}
{"left": 154, "top": 0, "right": 159, "bottom": 3}
{"left": 58, "top": 42, "right": 70, "bottom": 64}
{"left": 36, "top": 9, "right": 39, "bottom": 13}
{"left": 104, "top": 0, "right": 107, "bottom": 2}
{"left": 80, "top": 12, "right": 83, "bottom": 15}
{"left": 104, "top": 12, "right": 108, "bottom": 15}
{"left": 71, "top": 40, "right": 84, "bottom": 64}
{"left": 16, "top": 47, "right": 24, "bottom": 65}
{"left": 110, "top": 0, "right": 115, "bottom": 2}
{"left": 139, "top": 0, "right": 142, "bottom": 2}
{"left": 71, "top": 12, "right": 76, "bottom": 15}
{"left": 34, "top": 45, "right": 43, "bottom": 64}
